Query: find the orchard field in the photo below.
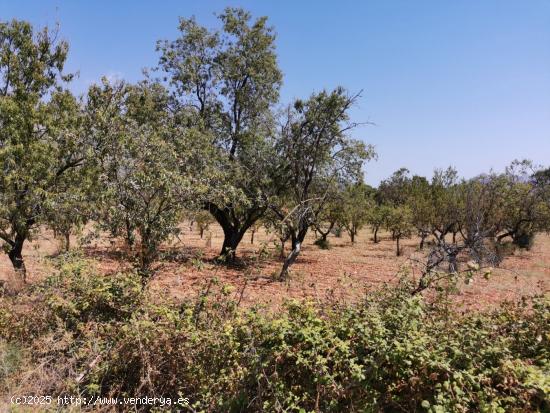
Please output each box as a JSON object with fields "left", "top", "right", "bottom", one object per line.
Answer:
{"left": 1, "top": 224, "right": 549, "bottom": 310}
{"left": 1, "top": 6, "right": 549, "bottom": 412}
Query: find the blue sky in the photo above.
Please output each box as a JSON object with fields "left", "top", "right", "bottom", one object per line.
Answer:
{"left": 2, "top": 0, "right": 549, "bottom": 185}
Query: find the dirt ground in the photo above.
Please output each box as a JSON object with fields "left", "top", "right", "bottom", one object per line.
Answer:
{"left": 1, "top": 223, "right": 549, "bottom": 310}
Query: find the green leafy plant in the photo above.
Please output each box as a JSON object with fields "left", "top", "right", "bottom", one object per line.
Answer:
{"left": 0, "top": 257, "right": 547, "bottom": 412}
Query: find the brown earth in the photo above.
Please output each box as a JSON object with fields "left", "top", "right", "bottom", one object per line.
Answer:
{"left": 1, "top": 224, "right": 549, "bottom": 310}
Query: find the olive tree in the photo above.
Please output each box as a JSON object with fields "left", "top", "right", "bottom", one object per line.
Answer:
{"left": 273, "top": 88, "right": 374, "bottom": 279}
{"left": 339, "top": 182, "right": 374, "bottom": 243}
{"left": 495, "top": 160, "right": 550, "bottom": 248}
{"left": 86, "top": 79, "right": 208, "bottom": 277}
{"left": 407, "top": 175, "right": 434, "bottom": 249}
{"left": 157, "top": 8, "right": 283, "bottom": 261}
{"left": 385, "top": 206, "right": 413, "bottom": 256}
{"left": 0, "top": 20, "right": 85, "bottom": 278}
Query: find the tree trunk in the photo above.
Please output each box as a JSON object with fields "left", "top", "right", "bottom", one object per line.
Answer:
{"left": 448, "top": 251, "right": 458, "bottom": 273}
{"left": 200, "top": 227, "right": 204, "bottom": 239}
{"left": 250, "top": 229, "right": 255, "bottom": 244}
{"left": 219, "top": 226, "right": 246, "bottom": 263}
{"left": 374, "top": 227, "right": 379, "bottom": 243}
{"left": 279, "top": 242, "right": 300, "bottom": 280}
{"left": 279, "top": 237, "right": 286, "bottom": 259}
{"left": 64, "top": 231, "right": 71, "bottom": 252}
{"left": 125, "top": 218, "right": 135, "bottom": 248}
{"left": 138, "top": 229, "right": 156, "bottom": 276}
{"left": 396, "top": 236, "right": 401, "bottom": 256}
{"left": 350, "top": 230, "right": 355, "bottom": 244}
{"left": 280, "top": 236, "right": 301, "bottom": 280}
{"left": 205, "top": 203, "right": 263, "bottom": 263}
{"left": 452, "top": 231, "right": 457, "bottom": 244}
{"left": 314, "top": 221, "right": 334, "bottom": 243}
{"left": 279, "top": 226, "right": 308, "bottom": 280}
{"left": 8, "top": 234, "right": 26, "bottom": 282}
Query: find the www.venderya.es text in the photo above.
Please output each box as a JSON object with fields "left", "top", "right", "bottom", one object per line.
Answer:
{"left": 11, "top": 395, "right": 190, "bottom": 407}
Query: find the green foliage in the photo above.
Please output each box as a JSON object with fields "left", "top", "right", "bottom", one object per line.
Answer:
{"left": 1, "top": 259, "right": 548, "bottom": 412}
{"left": 274, "top": 88, "right": 375, "bottom": 277}
{"left": 367, "top": 204, "right": 391, "bottom": 243}
{"left": 44, "top": 257, "right": 143, "bottom": 328}
{"left": 385, "top": 205, "right": 414, "bottom": 256}
{"left": 385, "top": 206, "right": 414, "bottom": 235}
{"left": 313, "top": 237, "right": 331, "bottom": 249}
{"left": 429, "top": 167, "right": 462, "bottom": 240}
{"left": 86, "top": 79, "right": 206, "bottom": 274}
{"left": 376, "top": 167, "right": 412, "bottom": 206}
{"left": 456, "top": 160, "right": 550, "bottom": 260}
{"left": 0, "top": 256, "right": 142, "bottom": 342}
{"left": 0, "top": 19, "right": 84, "bottom": 275}
{"left": 1, "top": 14, "right": 549, "bottom": 412}
{"left": 497, "top": 160, "right": 550, "bottom": 248}
{"left": 339, "top": 181, "right": 375, "bottom": 243}
{"left": 407, "top": 175, "right": 434, "bottom": 246}
{"left": 190, "top": 210, "right": 216, "bottom": 238}
{"left": 158, "top": 8, "right": 284, "bottom": 261}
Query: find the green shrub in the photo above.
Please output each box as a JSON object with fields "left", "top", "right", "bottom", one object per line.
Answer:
{"left": 0, "top": 257, "right": 548, "bottom": 412}
{"left": 0, "top": 257, "right": 143, "bottom": 341}
{"left": 313, "top": 238, "right": 331, "bottom": 249}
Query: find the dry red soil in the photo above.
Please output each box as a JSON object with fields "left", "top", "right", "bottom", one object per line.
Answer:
{"left": 1, "top": 224, "right": 549, "bottom": 310}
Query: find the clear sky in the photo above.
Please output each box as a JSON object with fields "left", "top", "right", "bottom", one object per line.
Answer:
{"left": 2, "top": 0, "right": 549, "bottom": 185}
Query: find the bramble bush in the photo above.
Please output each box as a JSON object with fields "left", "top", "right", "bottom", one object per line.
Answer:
{"left": 0, "top": 256, "right": 548, "bottom": 412}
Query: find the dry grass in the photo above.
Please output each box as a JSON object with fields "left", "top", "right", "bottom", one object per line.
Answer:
{"left": 1, "top": 224, "right": 549, "bottom": 310}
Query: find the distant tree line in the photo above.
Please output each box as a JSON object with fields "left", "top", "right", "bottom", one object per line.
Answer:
{"left": 367, "top": 162, "right": 550, "bottom": 258}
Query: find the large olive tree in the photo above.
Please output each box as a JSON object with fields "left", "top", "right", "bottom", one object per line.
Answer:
{"left": 0, "top": 20, "right": 85, "bottom": 279}
{"left": 158, "top": 8, "right": 283, "bottom": 261}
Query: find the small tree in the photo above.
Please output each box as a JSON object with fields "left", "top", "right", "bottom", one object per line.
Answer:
{"left": 495, "top": 160, "right": 550, "bottom": 249}
{"left": 340, "top": 182, "right": 374, "bottom": 243}
{"left": 430, "top": 167, "right": 462, "bottom": 243}
{"left": 367, "top": 204, "right": 390, "bottom": 243}
{"left": 249, "top": 221, "right": 262, "bottom": 244}
{"left": 407, "top": 175, "right": 434, "bottom": 249}
{"left": 312, "top": 183, "right": 345, "bottom": 245}
{"left": 263, "top": 207, "right": 293, "bottom": 259}
{"left": 193, "top": 211, "right": 215, "bottom": 239}
{"left": 385, "top": 206, "right": 413, "bottom": 256}
{"left": 273, "top": 88, "right": 374, "bottom": 279}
